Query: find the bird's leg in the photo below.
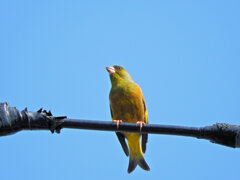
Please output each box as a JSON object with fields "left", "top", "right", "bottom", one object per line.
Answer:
{"left": 136, "top": 121, "right": 145, "bottom": 131}
{"left": 113, "top": 120, "right": 123, "bottom": 129}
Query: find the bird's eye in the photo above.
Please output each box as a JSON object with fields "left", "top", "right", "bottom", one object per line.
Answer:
{"left": 113, "top": 65, "right": 123, "bottom": 70}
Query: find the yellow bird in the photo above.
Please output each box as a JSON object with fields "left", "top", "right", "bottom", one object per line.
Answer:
{"left": 106, "top": 65, "right": 150, "bottom": 173}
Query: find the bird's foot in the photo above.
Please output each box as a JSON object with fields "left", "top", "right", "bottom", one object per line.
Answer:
{"left": 136, "top": 121, "right": 145, "bottom": 131}
{"left": 113, "top": 120, "right": 122, "bottom": 129}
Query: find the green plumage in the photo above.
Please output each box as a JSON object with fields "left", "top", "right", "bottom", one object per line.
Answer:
{"left": 107, "top": 65, "right": 150, "bottom": 173}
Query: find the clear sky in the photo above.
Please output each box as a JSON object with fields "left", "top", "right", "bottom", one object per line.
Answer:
{"left": 0, "top": 1, "right": 239, "bottom": 180}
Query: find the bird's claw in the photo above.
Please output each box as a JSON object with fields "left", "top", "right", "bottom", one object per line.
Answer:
{"left": 113, "top": 120, "right": 122, "bottom": 129}
{"left": 136, "top": 121, "right": 145, "bottom": 131}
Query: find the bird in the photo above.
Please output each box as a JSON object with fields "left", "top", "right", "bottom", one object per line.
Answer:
{"left": 106, "top": 65, "right": 150, "bottom": 173}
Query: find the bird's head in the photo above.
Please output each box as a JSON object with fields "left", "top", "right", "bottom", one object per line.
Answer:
{"left": 106, "top": 65, "right": 133, "bottom": 85}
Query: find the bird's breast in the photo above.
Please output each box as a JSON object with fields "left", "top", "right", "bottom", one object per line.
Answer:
{"left": 109, "top": 85, "right": 144, "bottom": 123}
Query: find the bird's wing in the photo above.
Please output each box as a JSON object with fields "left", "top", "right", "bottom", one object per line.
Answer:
{"left": 141, "top": 96, "right": 148, "bottom": 153}
{"left": 110, "top": 104, "right": 129, "bottom": 156}
{"left": 142, "top": 96, "right": 148, "bottom": 124}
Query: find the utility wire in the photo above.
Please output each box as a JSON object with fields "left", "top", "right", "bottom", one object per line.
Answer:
{"left": 0, "top": 102, "right": 239, "bottom": 148}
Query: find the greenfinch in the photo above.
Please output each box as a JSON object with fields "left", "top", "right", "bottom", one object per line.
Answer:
{"left": 106, "top": 65, "right": 150, "bottom": 173}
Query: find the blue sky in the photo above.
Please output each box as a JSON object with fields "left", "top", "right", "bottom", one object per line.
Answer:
{"left": 0, "top": 1, "right": 240, "bottom": 179}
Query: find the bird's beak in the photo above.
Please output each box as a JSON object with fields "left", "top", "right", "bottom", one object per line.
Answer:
{"left": 106, "top": 66, "right": 116, "bottom": 74}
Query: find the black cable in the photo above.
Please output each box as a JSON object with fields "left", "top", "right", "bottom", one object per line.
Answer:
{"left": 1, "top": 102, "right": 239, "bottom": 148}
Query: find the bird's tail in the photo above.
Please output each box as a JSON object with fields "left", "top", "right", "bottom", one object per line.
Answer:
{"left": 126, "top": 133, "right": 150, "bottom": 173}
